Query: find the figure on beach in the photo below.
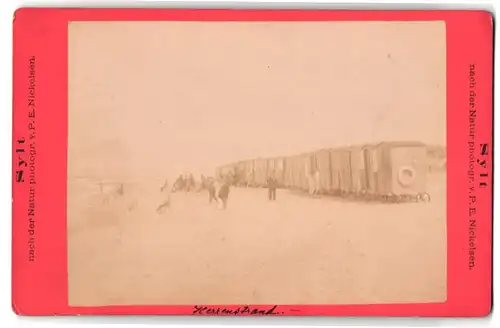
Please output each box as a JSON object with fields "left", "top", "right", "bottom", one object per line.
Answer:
{"left": 205, "top": 176, "right": 218, "bottom": 204}
{"left": 217, "top": 176, "right": 231, "bottom": 210}
{"left": 267, "top": 174, "right": 277, "bottom": 201}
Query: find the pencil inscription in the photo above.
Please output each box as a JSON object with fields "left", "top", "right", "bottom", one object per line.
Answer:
{"left": 193, "top": 305, "right": 283, "bottom": 316}
{"left": 67, "top": 21, "right": 447, "bottom": 307}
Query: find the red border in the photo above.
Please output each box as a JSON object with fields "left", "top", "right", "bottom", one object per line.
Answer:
{"left": 12, "top": 9, "right": 493, "bottom": 317}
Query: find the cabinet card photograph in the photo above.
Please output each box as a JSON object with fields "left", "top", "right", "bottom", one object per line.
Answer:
{"left": 67, "top": 21, "right": 447, "bottom": 306}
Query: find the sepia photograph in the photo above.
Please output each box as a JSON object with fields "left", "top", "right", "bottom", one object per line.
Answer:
{"left": 67, "top": 21, "right": 447, "bottom": 306}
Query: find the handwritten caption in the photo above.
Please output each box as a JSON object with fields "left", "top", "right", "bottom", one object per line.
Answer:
{"left": 192, "top": 305, "right": 284, "bottom": 316}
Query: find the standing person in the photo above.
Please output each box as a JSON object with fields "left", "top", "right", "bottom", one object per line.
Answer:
{"left": 313, "top": 169, "right": 321, "bottom": 196}
{"left": 206, "top": 176, "right": 217, "bottom": 204}
{"left": 267, "top": 174, "right": 277, "bottom": 201}
{"left": 172, "top": 175, "right": 184, "bottom": 193}
{"left": 198, "top": 174, "right": 206, "bottom": 192}
{"left": 305, "top": 162, "right": 314, "bottom": 196}
{"left": 218, "top": 177, "right": 231, "bottom": 210}
{"left": 188, "top": 173, "right": 195, "bottom": 192}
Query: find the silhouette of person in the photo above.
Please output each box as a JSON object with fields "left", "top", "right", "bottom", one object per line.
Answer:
{"left": 206, "top": 176, "right": 217, "bottom": 204}
{"left": 188, "top": 173, "right": 195, "bottom": 191}
{"left": 313, "top": 169, "right": 320, "bottom": 196}
{"left": 218, "top": 177, "right": 231, "bottom": 209}
{"left": 267, "top": 174, "right": 277, "bottom": 201}
{"left": 172, "top": 175, "right": 184, "bottom": 192}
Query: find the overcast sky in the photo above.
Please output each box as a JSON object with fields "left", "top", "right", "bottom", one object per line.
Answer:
{"left": 68, "top": 21, "right": 446, "bottom": 181}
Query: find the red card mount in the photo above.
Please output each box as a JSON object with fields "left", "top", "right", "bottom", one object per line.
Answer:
{"left": 12, "top": 8, "right": 493, "bottom": 316}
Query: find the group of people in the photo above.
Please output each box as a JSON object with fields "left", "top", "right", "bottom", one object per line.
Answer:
{"left": 156, "top": 174, "right": 195, "bottom": 214}
{"left": 202, "top": 175, "right": 231, "bottom": 209}
{"left": 171, "top": 174, "right": 196, "bottom": 193}
{"left": 156, "top": 172, "right": 281, "bottom": 213}
{"left": 156, "top": 174, "right": 232, "bottom": 212}
{"left": 203, "top": 174, "right": 279, "bottom": 208}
